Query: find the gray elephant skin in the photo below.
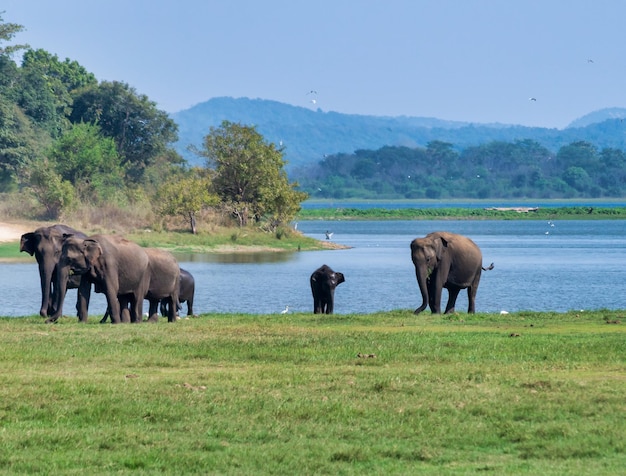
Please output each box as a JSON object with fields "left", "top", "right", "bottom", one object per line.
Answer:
{"left": 144, "top": 248, "right": 180, "bottom": 323}
{"left": 100, "top": 248, "right": 182, "bottom": 324}
{"left": 20, "top": 224, "right": 87, "bottom": 319}
{"left": 54, "top": 234, "right": 151, "bottom": 324}
{"left": 159, "top": 268, "right": 195, "bottom": 318}
{"left": 410, "top": 231, "right": 493, "bottom": 315}
{"left": 310, "top": 264, "right": 345, "bottom": 314}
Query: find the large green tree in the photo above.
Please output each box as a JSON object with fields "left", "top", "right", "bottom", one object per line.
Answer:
{"left": 70, "top": 81, "right": 179, "bottom": 182}
{"left": 16, "top": 49, "right": 97, "bottom": 137}
{"left": 197, "top": 121, "right": 307, "bottom": 228}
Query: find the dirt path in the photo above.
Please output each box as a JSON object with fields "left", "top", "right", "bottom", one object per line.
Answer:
{"left": 0, "top": 222, "right": 30, "bottom": 243}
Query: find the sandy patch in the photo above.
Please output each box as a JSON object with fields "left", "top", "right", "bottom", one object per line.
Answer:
{"left": 0, "top": 222, "right": 31, "bottom": 243}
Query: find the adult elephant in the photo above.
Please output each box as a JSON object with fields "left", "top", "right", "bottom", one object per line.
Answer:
{"left": 20, "top": 224, "right": 87, "bottom": 318}
{"left": 144, "top": 248, "right": 180, "bottom": 323}
{"left": 52, "top": 234, "right": 150, "bottom": 324}
{"left": 410, "top": 231, "right": 493, "bottom": 315}
{"left": 159, "top": 268, "right": 195, "bottom": 318}
{"left": 310, "top": 264, "right": 345, "bottom": 314}
{"left": 100, "top": 250, "right": 182, "bottom": 324}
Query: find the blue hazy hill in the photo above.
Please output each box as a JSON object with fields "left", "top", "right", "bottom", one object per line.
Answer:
{"left": 171, "top": 97, "right": 626, "bottom": 169}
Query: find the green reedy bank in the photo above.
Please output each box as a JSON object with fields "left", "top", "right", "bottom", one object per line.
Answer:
{"left": 297, "top": 206, "right": 626, "bottom": 220}
{"left": 1, "top": 310, "right": 625, "bottom": 474}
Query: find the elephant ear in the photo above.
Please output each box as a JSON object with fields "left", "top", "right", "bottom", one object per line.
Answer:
{"left": 433, "top": 236, "right": 449, "bottom": 260}
{"left": 20, "top": 232, "right": 36, "bottom": 255}
{"left": 82, "top": 239, "right": 103, "bottom": 266}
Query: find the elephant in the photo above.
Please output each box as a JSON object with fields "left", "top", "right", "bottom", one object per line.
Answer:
{"left": 53, "top": 234, "right": 151, "bottom": 324}
{"left": 310, "top": 264, "right": 345, "bottom": 314}
{"left": 159, "top": 268, "right": 195, "bottom": 318}
{"left": 410, "top": 231, "right": 493, "bottom": 315}
{"left": 20, "top": 224, "right": 87, "bottom": 318}
{"left": 143, "top": 248, "right": 180, "bottom": 323}
{"left": 100, "top": 248, "right": 181, "bottom": 323}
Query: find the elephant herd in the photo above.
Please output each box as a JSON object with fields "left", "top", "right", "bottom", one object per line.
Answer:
{"left": 20, "top": 225, "right": 493, "bottom": 322}
{"left": 20, "top": 224, "right": 195, "bottom": 324}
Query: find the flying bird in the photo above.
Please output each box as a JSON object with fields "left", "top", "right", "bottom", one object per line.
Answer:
{"left": 325, "top": 231, "right": 333, "bottom": 240}
{"left": 529, "top": 97, "right": 537, "bottom": 102}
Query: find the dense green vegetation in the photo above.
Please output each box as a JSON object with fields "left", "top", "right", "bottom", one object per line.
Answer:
{"left": 1, "top": 310, "right": 625, "bottom": 474}
{"left": 0, "top": 15, "right": 305, "bottom": 234}
{"left": 297, "top": 140, "right": 626, "bottom": 199}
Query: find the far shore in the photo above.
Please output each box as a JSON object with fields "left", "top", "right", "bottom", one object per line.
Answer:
{"left": 2, "top": 204, "right": 625, "bottom": 262}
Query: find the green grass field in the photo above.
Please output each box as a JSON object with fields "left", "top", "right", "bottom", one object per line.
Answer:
{"left": 1, "top": 310, "right": 625, "bottom": 474}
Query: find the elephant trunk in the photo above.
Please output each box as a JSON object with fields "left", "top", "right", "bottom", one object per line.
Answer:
{"left": 38, "top": 261, "right": 53, "bottom": 318}
{"left": 414, "top": 267, "right": 429, "bottom": 315}
{"left": 48, "top": 264, "right": 69, "bottom": 323}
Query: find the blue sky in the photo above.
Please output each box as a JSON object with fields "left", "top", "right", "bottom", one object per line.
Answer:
{"left": 3, "top": 0, "right": 625, "bottom": 128}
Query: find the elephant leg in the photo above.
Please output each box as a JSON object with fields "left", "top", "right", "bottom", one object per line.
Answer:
{"left": 121, "top": 308, "right": 132, "bottom": 323}
{"left": 444, "top": 286, "right": 462, "bottom": 314}
{"left": 467, "top": 272, "right": 482, "bottom": 314}
{"left": 100, "top": 306, "right": 110, "bottom": 324}
{"left": 427, "top": 277, "right": 438, "bottom": 313}
{"left": 106, "top": 292, "right": 122, "bottom": 324}
{"left": 313, "top": 295, "right": 321, "bottom": 314}
{"left": 186, "top": 298, "right": 193, "bottom": 317}
{"left": 325, "top": 290, "right": 335, "bottom": 314}
{"left": 77, "top": 279, "right": 91, "bottom": 323}
{"left": 430, "top": 277, "right": 444, "bottom": 314}
{"left": 127, "top": 295, "right": 143, "bottom": 324}
{"left": 114, "top": 295, "right": 131, "bottom": 323}
{"left": 147, "top": 299, "right": 160, "bottom": 323}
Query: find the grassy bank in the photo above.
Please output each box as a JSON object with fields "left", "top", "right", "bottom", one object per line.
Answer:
{"left": 297, "top": 206, "right": 626, "bottom": 220}
{"left": 1, "top": 310, "right": 625, "bottom": 474}
{"left": 0, "top": 226, "right": 343, "bottom": 262}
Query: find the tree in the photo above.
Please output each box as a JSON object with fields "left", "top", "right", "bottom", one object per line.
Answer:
{"left": 46, "top": 122, "right": 124, "bottom": 203}
{"left": 196, "top": 121, "right": 307, "bottom": 228}
{"left": 155, "top": 169, "right": 219, "bottom": 234}
{"left": 70, "top": 81, "right": 178, "bottom": 182}
{"left": 0, "top": 95, "right": 49, "bottom": 190}
{"left": 27, "top": 158, "right": 76, "bottom": 219}
{"left": 0, "top": 13, "right": 28, "bottom": 57}
{"left": 16, "top": 49, "right": 97, "bottom": 137}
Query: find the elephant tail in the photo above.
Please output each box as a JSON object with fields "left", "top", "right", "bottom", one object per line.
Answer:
{"left": 482, "top": 262, "right": 494, "bottom": 271}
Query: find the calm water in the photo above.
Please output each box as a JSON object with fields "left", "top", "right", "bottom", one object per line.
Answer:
{"left": 3, "top": 220, "right": 626, "bottom": 317}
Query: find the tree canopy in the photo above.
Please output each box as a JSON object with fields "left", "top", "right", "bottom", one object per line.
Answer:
{"left": 196, "top": 121, "right": 307, "bottom": 228}
{"left": 297, "top": 139, "right": 626, "bottom": 199}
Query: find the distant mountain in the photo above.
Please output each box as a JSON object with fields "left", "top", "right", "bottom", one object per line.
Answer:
{"left": 566, "top": 107, "right": 626, "bottom": 128}
{"left": 171, "top": 97, "right": 626, "bottom": 170}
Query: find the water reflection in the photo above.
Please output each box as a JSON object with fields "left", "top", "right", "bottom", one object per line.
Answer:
{"left": 173, "top": 251, "right": 296, "bottom": 264}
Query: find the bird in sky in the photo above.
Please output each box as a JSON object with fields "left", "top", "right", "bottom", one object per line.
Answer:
{"left": 529, "top": 97, "right": 537, "bottom": 101}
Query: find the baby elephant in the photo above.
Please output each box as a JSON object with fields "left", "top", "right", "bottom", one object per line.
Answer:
{"left": 160, "top": 268, "right": 195, "bottom": 318}
{"left": 310, "top": 264, "right": 345, "bottom": 314}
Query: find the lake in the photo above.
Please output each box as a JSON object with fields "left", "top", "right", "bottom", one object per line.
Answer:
{"left": 3, "top": 219, "right": 626, "bottom": 317}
